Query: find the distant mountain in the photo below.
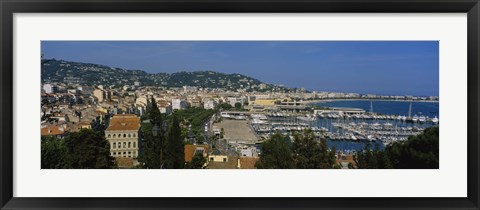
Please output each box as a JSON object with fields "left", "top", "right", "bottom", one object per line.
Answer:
{"left": 41, "top": 59, "right": 286, "bottom": 91}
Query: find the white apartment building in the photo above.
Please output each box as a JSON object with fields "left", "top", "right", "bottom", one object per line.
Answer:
{"left": 204, "top": 100, "right": 218, "bottom": 110}
{"left": 43, "top": 84, "right": 59, "bottom": 94}
{"left": 172, "top": 98, "right": 187, "bottom": 110}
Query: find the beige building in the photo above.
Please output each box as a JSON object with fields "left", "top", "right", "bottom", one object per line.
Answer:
{"left": 105, "top": 114, "right": 141, "bottom": 167}
{"left": 93, "top": 89, "right": 104, "bottom": 102}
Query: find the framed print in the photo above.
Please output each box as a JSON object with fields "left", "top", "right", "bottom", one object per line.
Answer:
{"left": 1, "top": 0, "right": 479, "bottom": 209}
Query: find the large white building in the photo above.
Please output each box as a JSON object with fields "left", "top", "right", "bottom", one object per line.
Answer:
{"left": 172, "top": 98, "right": 187, "bottom": 110}
{"left": 43, "top": 84, "right": 59, "bottom": 94}
{"left": 204, "top": 99, "right": 217, "bottom": 110}
{"left": 227, "top": 97, "right": 245, "bottom": 107}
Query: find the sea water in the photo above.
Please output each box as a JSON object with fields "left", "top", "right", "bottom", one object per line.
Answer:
{"left": 313, "top": 100, "right": 439, "bottom": 152}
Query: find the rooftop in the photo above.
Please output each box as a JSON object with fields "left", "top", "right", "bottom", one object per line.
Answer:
{"left": 238, "top": 157, "right": 259, "bottom": 169}
{"left": 106, "top": 114, "right": 140, "bottom": 131}
{"left": 207, "top": 156, "right": 239, "bottom": 169}
{"left": 185, "top": 144, "right": 210, "bottom": 162}
{"left": 41, "top": 125, "right": 65, "bottom": 136}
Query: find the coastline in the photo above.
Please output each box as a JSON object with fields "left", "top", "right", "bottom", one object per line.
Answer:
{"left": 302, "top": 98, "right": 439, "bottom": 105}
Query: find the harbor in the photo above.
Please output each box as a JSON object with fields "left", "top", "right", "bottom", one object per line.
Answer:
{"left": 243, "top": 100, "right": 439, "bottom": 151}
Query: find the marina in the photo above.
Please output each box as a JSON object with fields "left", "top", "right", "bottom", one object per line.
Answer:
{"left": 248, "top": 100, "right": 439, "bottom": 151}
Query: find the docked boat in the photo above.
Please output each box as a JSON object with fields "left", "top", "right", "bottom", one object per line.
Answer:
{"left": 418, "top": 115, "right": 426, "bottom": 123}
{"left": 412, "top": 115, "right": 419, "bottom": 123}
{"left": 431, "top": 116, "right": 439, "bottom": 124}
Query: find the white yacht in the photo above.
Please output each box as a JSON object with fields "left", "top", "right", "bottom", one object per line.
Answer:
{"left": 431, "top": 116, "right": 439, "bottom": 124}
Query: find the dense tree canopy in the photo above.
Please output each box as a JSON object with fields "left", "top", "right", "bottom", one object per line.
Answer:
{"left": 138, "top": 123, "right": 162, "bottom": 168}
{"left": 41, "top": 136, "right": 67, "bottom": 169}
{"left": 165, "top": 115, "right": 185, "bottom": 169}
{"left": 42, "top": 129, "right": 115, "bottom": 169}
{"left": 255, "top": 133, "right": 294, "bottom": 169}
{"left": 186, "top": 153, "right": 207, "bottom": 169}
{"left": 292, "top": 130, "right": 337, "bottom": 169}
{"left": 138, "top": 98, "right": 164, "bottom": 169}
{"left": 63, "top": 129, "right": 115, "bottom": 169}
{"left": 355, "top": 126, "right": 439, "bottom": 169}
{"left": 256, "top": 130, "right": 338, "bottom": 169}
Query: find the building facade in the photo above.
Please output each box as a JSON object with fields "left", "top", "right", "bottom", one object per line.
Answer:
{"left": 172, "top": 98, "right": 187, "bottom": 110}
{"left": 43, "top": 84, "right": 59, "bottom": 94}
{"left": 105, "top": 114, "right": 141, "bottom": 167}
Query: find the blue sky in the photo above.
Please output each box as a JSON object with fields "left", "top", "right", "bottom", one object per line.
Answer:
{"left": 42, "top": 41, "right": 439, "bottom": 96}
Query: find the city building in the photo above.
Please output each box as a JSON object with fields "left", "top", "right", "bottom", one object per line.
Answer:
{"left": 158, "top": 100, "right": 172, "bottom": 114}
{"left": 227, "top": 97, "right": 245, "bottom": 107}
{"left": 105, "top": 114, "right": 141, "bottom": 168}
{"left": 93, "top": 89, "right": 104, "bottom": 102}
{"left": 189, "top": 99, "right": 202, "bottom": 108}
{"left": 172, "top": 98, "right": 187, "bottom": 110}
{"left": 203, "top": 99, "right": 217, "bottom": 110}
{"left": 43, "top": 84, "right": 59, "bottom": 94}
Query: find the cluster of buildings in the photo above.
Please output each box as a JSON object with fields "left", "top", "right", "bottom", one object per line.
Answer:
{"left": 40, "top": 80, "right": 438, "bottom": 168}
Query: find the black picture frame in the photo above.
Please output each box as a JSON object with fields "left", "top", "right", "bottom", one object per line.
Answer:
{"left": 1, "top": 0, "right": 479, "bottom": 209}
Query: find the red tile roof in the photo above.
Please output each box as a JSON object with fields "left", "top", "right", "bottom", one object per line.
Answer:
{"left": 106, "top": 114, "right": 140, "bottom": 131}
{"left": 239, "top": 157, "right": 259, "bottom": 169}
{"left": 41, "top": 125, "right": 65, "bottom": 136}
{"left": 184, "top": 145, "right": 210, "bottom": 162}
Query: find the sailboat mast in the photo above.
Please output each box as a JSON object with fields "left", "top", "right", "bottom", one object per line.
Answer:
{"left": 408, "top": 102, "right": 412, "bottom": 118}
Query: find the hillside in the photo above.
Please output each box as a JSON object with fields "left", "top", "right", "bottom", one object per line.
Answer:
{"left": 41, "top": 59, "right": 284, "bottom": 91}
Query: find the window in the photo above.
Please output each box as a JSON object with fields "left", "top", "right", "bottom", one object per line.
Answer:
{"left": 118, "top": 143, "right": 121, "bottom": 149}
{"left": 123, "top": 134, "right": 126, "bottom": 138}
{"left": 223, "top": 158, "right": 227, "bottom": 162}
{"left": 210, "top": 157, "right": 214, "bottom": 161}
{"left": 128, "top": 151, "right": 131, "bottom": 154}
{"left": 128, "top": 133, "right": 131, "bottom": 138}
{"left": 128, "top": 142, "right": 131, "bottom": 148}
{"left": 123, "top": 142, "right": 126, "bottom": 148}
{"left": 108, "top": 134, "right": 111, "bottom": 138}
{"left": 133, "top": 134, "right": 136, "bottom": 137}
{"left": 113, "top": 134, "right": 116, "bottom": 138}
{"left": 133, "top": 142, "right": 136, "bottom": 148}
{"left": 113, "top": 142, "right": 116, "bottom": 149}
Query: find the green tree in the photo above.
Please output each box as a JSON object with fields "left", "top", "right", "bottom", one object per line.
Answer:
{"left": 138, "top": 98, "right": 164, "bottom": 169}
{"left": 218, "top": 103, "right": 232, "bottom": 110}
{"left": 386, "top": 126, "right": 439, "bottom": 169}
{"left": 234, "top": 102, "right": 242, "bottom": 110}
{"left": 148, "top": 97, "right": 162, "bottom": 126}
{"left": 165, "top": 115, "right": 185, "bottom": 169}
{"left": 187, "top": 153, "right": 207, "bottom": 169}
{"left": 41, "top": 136, "right": 66, "bottom": 169}
{"left": 355, "top": 126, "right": 439, "bottom": 169}
{"left": 255, "top": 133, "right": 294, "bottom": 169}
{"left": 138, "top": 123, "right": 162, "bottom": 168}
{"left": 196, "top": 133, "right": 205, "bottom": 145}
{"left": 91, "top": 114, "right": 110, "bottom": 135}
{"left": 292, "top": 130, "right": 336, "bottom": 169}
{"left": 63, "top": 129, "right": 115, "bottom": 169}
